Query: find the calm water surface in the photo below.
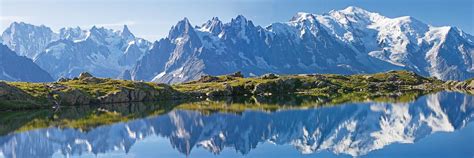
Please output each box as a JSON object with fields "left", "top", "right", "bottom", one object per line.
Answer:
{"left": 0, "top": 92, "right": 473, "bottom": 158}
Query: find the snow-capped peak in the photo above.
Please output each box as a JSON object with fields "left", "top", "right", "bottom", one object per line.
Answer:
{"left": 287, "top": 12, "right": 325, "bottom": 38}
{"left": 176, "top": 17, "right": 192, "bottom": 27}
{"left": 198, "top": 17, "right": 223, "bottom": 34}
{"left": 233, "top": 15, "right": 248, "bottom": 23}
{"left": 59, "top": 26, "right": 87, "bottom": 41}
{"left": 168, "top": 17, "right": 195, "bottom": 40}
{"left": 339, "top": 6, "right": 372, "bottom": 15}
{"left": 290, "top": 12, "right": 317, "bottom": 23}
{"left": 7, "top": 22, "right": 50, "bottom": 30}
{"left": 334, "top": 6, "right": 383, "bottom": 19}
{"left": 121, "top": 25, "right": 135, "bottom": 39}
{"left": 90, "top": 25, "right": 99, "bottom": 32}
{"left": 228, "top": 15, "right": 255, "bottom": 29}
{"left": 1, "top": 21, "right": 58, "bottom": 59}
{"left": 327, "top": 6, "right": 385, "bottom": 27}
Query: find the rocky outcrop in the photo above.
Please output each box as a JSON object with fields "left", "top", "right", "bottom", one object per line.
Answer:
{"left": 0, "top": 82, "right": 31, "bottom": 100}
{"left": 56, "top": 89, "right": 92, "bottom": 106}
{"left": 0, "top": 82, "right": 43, "bottom": 110}
{"left": 196, "top": 75, "right": 219, "bottom": 83}
{"left": 0, "top": 71, "right": 468, "bottom": 110}
{"left": 228, "top": 71, "right": 244, "bottom": 78}
{"left": 196, "top": 77, "right": 306, "bottom": 97}
{"left": 57, "top": 81, "right": 184, "bottom": 105}
{"left": 98, "top": 88, "right": 145, "bottom": 103}
{"left": 78, "top": 72, "right": 93, "bottom": 79}
{"left": 252, "top": 78, "right": 302, "bottom": 95}
{"left": 57, "top": 77, "right": 70, "bottom": 82}
{"left": 259, "top": 73, "right": 279, "bottom": 79}
{"left": 205, "top": 84, "right": 250, "bottom": 98}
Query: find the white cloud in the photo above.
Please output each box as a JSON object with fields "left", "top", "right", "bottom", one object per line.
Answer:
{"left": 0, "top": 16, "right": 29, "bottom": 21}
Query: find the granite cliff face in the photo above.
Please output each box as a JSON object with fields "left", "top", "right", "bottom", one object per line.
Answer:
{"left": 1, "top": 22, "right": 57, "bottom": 59}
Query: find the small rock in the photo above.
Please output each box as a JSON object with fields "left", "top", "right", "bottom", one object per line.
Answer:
{"left": 387, "top": 74, "right": 398, "bottom": 81}
{"left": 229, "top": 71, "right": 244, "bottom": 78}
{"left": 47, "top": 83, "right": 67, "bottom": 91}
{"left": 198, "top": 75, "right": 219, "bottom": 83}
{"left": 57, "top": 77, "right": 70, "bottom": 82}
{"left": 314, "top": 81, "right": 329, "bottom": 88}
{"left": 252, "top": 78, "right": 301, "bottom": 95}
{"left": 260, "top": 73, "right": 278, "bottom": 79}
{"left": 78, "top": 72, "right": 93, "bottom": 79}
{"left": 81, "top": 77, "right": 103, "bottom": 83}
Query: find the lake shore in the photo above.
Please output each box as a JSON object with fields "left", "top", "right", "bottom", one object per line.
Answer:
{"left": 0, "top": 70, "right": 472, "bottom": 110}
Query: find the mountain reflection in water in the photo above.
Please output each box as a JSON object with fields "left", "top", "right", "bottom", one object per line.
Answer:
{"left": 0, "top": 92, "right": 473, "bottom": 158}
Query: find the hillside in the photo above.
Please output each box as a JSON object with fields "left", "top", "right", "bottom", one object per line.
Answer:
{"left": 0, "top": 71, "right": 453, "bottom": 110}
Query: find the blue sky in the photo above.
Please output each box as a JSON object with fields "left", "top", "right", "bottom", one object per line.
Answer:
{"left": 1, "top": 0, "right": 472, "bottom": 41}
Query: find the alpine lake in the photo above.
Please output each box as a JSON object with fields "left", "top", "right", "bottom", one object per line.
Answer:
{"left": 0, "top": 91, "right": 473, "bottom": 158}
{"left": 0, "top": 71, "right": 473, "bottom": 158}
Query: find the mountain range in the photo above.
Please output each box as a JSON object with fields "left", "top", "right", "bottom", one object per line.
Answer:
{"left": 1, "top": 6, "right": 473, "bottom": 83}
{"left": 1, "top": 22, "right": 150, "bottom": 79}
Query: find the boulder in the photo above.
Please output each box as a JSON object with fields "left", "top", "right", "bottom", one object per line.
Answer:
{"left": 98, "top": 87, "right": 148, "bottom": 103}
{"left": 228, "top": 71, "right": 244, "bottom": 78}
{"left": 47, "top": 83, "right": 68, "bottom": 91}
{"left": 78, "top": 72, "right": 93, "bottom": 79}
{"left": 81, "top": 77, "right": 104, "bottom": 84}
{"left": 205, "top": 83, "right": 250, "bottom": 98}
{"left": 56, "top": 89, "right": 91, "bottom": 105}
{"left": 206, "top": 89, "right": 232, "bottom": 98}
{"left": 260, "top": 73, "right": 278, "bottom": 79}
{"left": 252, "top": 78, "right": 301, "bottom": 95}
{"left": 57, "top": 77, "right": 70, "bottom": 82}
{"left": 197, "top": 75, "right": 219, "bottom": 83}
{"left": 314, "top": 81, "right": 330, "bottom": 88}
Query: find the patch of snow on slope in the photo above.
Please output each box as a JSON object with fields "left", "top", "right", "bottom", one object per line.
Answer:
{"left": 1, "top": 68, "right": 18, "bottom": 81}
{"left": 44, "top": 43, "right": 66, "bottom": 60}
{"left": 151, "top": 71, "right": 166, "bottom": 81}
{"left": 424, "top": 26, "right": 452, "bottom": 78}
